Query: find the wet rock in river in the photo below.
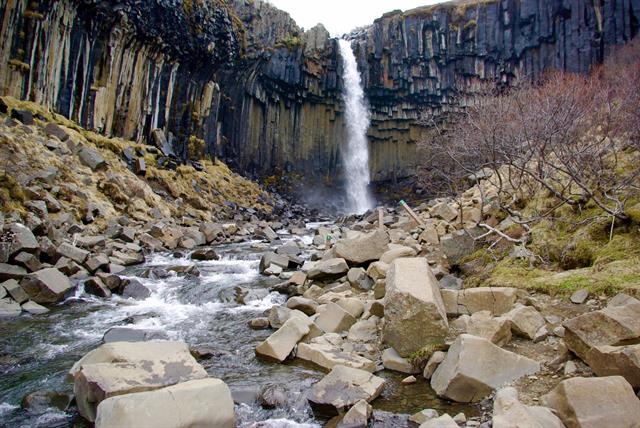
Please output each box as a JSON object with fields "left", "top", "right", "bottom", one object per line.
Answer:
{"left": 307, "top": 365, "right": 385, "bottom": 416}
{"left": 20, "top": 268, "right": 72, "bottom": 303}
{"left": 189, "top": 248, "right": 219, "bottom": 261}
{"left": 21, "top": 390, "right": 73, "bottom": 413}
{"left": 255, "top": 316, "right": 312, "bottom": 362}
{"left": 102, "top": 326, "right": 169, "bottom": 343}
{"left": 95, "top": 378, "right": 235, "bottom": 428}
{"left": 120, "top": 279, "right": 151, "bottom": 299}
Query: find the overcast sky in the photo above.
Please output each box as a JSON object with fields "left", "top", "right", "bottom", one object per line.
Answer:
{"left": 268, "top": 0, "right": 444, "bottom": 36}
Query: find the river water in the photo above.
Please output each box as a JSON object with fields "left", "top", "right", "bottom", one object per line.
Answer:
{"left": 0, "top": 226, "right": 474, "bottom": 427}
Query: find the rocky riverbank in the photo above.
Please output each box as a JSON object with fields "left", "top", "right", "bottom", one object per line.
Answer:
{"left": 2, "top": 92, "right": 640, "bottom": 426}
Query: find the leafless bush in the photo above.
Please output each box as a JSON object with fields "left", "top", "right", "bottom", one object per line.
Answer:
{"left": 419, "top": 39, "right": 640, "bottom": 229}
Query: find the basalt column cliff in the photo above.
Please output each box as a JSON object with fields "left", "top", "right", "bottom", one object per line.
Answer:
{"left": 1, "top": 0, "right": 638, "bottom": 183}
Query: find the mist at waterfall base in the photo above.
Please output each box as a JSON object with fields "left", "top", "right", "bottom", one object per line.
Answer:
{"left": 338, "top": 39, "right": 375, "bottom": 215}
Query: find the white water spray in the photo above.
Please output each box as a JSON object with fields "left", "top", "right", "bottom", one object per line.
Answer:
{"left": 338, "top": 39, "right": 374, "bottom": 214}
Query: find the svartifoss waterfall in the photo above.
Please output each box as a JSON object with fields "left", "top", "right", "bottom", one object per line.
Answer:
{"left": 338, "top": 39, "right": 375, "bottom": 214}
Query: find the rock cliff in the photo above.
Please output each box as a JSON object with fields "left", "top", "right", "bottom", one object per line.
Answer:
{"left": 1, "top": 0, "right": 638, "bottom": 184}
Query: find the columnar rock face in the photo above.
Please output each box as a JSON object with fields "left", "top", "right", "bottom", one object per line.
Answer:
{"left": 382, "top": 258, "right": 448, "bottom": 357}
{"left": 1, "top": 0, "right": 637, "bottom": 183}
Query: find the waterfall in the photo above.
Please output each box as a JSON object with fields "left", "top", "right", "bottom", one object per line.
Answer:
{"left": 338, "top": 39, "right": 374, "bottom": 214}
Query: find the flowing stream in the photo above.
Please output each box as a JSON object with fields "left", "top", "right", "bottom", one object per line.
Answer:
{"left": 338, "top": 39, "right": 375, "bottom": 215}
{"left": 0, "top": 226, "right": 474, "bottom": 427}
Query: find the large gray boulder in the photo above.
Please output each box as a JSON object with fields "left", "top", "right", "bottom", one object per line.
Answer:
{"left": 307, "top": 258, "right": 349, "bottom": 280}
{"left": 20, "top": 268, "right": 72, "bottom": 303}
{"left": 255, "top": 316, "right": 312, "bottom": 362}
{"left": 334, "top": 230, "right": 389, "bottom": 265}
{"left": 563, "top": 300, "right": 640, "bottom": 387}
{"left": 1, "top": 223, "right": 38, "bottom": 262}
{"left": 492, "top": 387, "right": 564, "bottom": 428}
{"left": 382, "top": 258, "right": 448, "bottom": 357}
{"left": 543, "top": 376, "right": 640, "bottom": 428}
{"left": 441, "top": 287, "right": 517, "bottom": 316}
{"left": 70, "top": 341, "right": 207, "bottom": 422}
{"left": 431, "top": 334, "right": 540, "bottom": 402}
{"left": 56, "top": 243, "right": 90, "bottom": 264}
{"left": 95, "top": 378, "right": 235, "bottom": 428}
{"left": 307, "top": 365, "right": 385, "bottom": 415}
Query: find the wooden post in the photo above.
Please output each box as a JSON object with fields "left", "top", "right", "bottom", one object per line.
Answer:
{"left": 378, "top": 207, "right": 384, "bottom": 230}
{"left": 399, "top": 199, "right": 424, "bottom": 226}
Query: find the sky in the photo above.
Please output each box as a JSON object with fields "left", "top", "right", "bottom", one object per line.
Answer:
{"left": 267, "top": 0, "right": 445, "bottom": 36}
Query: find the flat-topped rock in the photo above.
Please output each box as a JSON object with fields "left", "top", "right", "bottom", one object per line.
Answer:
{"left": 70, "top": 341, "right": 207, "bottom": 422}
{"left": 307, "top": 258, "right": 349, "bottom": 280}
{"left": 383, "top": 258, "right": 448, "bottom": 357}
{"left": 543, "top": 376, "right": 640, "bottom": 428}
{"left": 20, "top": 268, "right": 72, "bottom": 303}
{"left": 297, "top": 342, "right": 376, "bottom": 372}
{"left": 431, "top": 334, "right": 540, "bottom": 402}
{"left": 307, "top": 365, "right": 385, "bottom": 415}
{"left": 334, "top": 230, "right": 389, "bottom": 265}
{"left": 255, "top": 316, "right": 312, "bottom": 362}
{"left": 441, "top": 287, "right": 518, "bottom": 316}
{"left": 493, "top": 387, "right": 564, "bottom": 428}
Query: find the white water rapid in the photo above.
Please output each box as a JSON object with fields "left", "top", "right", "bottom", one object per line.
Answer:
{"left": 338, "top": 39, "right": 374, "bottom": 214}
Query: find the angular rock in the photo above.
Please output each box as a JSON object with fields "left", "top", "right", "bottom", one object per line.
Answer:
{"left": 367, "top": 261, "right": 389, "bottom": 281}
{"left": 382, "top": 258, "right": 448, "bottom": 357}
{"left": 84, "top": 277, "right": 112, "bottom": 298}
{"left": 85, "top": 254, "right": 110, "bottom": 273}
{"left": 71, "top": 341, "right": 207, "bottom": 422}
{"left": 259, "top": 252, "right": 289, "bottom": 273}
{"left": 255, "top": 316, "right": 312, "bottom": 362}
{"left": 1, "top": 223, "right": 38, "bottom": 262}
{"left": 44, "top": 123, "right": 69, "bottom": 141}
{"left": 423, "top": 351, "right": 446, "bottom": 380}
{"left": 465, "top": 311, "right": 512, "bottom": 347}
{"left": 441, "top": 287, "right": 517, "bottom": 316}
{"left": 95, "top": 378, "right": 234, "bottom": 428}
{"left": 57, "top": 243, "right": 89, "bottom": 264}
{"left": 420, "top": 414, "right": 458, "bottom": 428}
{"left": 21, "top": 268, "right": 72, "bottom": 303}
{"left": 347, "top": 317, "right": 379, "bottom": 343}
{"left": 3, "top": 279, "right": 29, "bottom": 304}
{"left": 347, "top": 267, "right": 373, "bottom": 290}
{"left": 297, "top": 342, "right": 376, "bottom": 372}
{"left": 409, "top": 409, "right": 439, "bottom": 425}
{"left": 286, "top": 296, "right": 318, "bottom": 315}
{"left": 307, "top": 258, "right": 349, "bottom": 280}
{"left": 13, "top": 251, "right": 42, "bottom": 272}
{"left": 570, "top": 289, "right": 589, "bottom": 304}
{"left": 189, "top": 248, "right": 219, "bottom": 261}
{"left": 505, "top": 305, "right": 546, "bottom": 340}
{"left": 563, "top": 300, "right": 640, "bottom": 386}
{"left": 440, "top": 230, "right": 475, "bottom": 265}
{"left": 543, "top": 376, "right": 640, "bottom": 428}
{"left": 248, "top": 317, "right": 270, "bottom": 330}
{"left": 431, "top": 334, "right": 540, "bottom": 402}
{"left": 21, "top": 390, "right": 72, "bottom": 413}
{"left": 0, "top": 298, "right": 22, "bottom": 317}
{"left": 21, "top": 300, "right": 49, "bottom": 314}
{"left": 382, "top": 348, "right": 418, "bottom": 374}
{"left": 307, "top": 365, "right": 385, "bottom": 415}
{"left": 431, "top": 202, "right": 457, "bottom": 222}
{"left": 120, "top": 279, "right": 151, "bottom": 300}
{"left": 315, "top": 302, "right": 357, "bottom": 333}
{"left": 336, "top": 297, "right": 365, "bottom": 318}
{"left": 338, "top": 399, "right": 372, "bottom": 428}
{"left": 380, "top": 246, "right": 417, "bottom": 264}
{"left": 492, "top": 386, "right": 564, "bottom": 428}
{"left": 334, "top": 230, "right": 389, "bottom": 265}
{"left": 78, "top": 146, "right": 107, "bottom": 170}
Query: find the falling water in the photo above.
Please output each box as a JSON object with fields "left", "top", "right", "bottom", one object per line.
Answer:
{"left": 338, "top": 39, "right": 375, "bottom": 214}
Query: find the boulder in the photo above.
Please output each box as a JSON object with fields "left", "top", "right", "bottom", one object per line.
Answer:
{"left": 431, "top": 334, "right": 540, "bottom": 402}
{"left": 315, "top": 302, "right": 357, "bottom": 333}
{"left": 382, "top": 258, "right": 448, "bottom": 357}
{"left": 70, "top": 341, "right": 207, "bottom": 422}
{"left": 570, "top": 289, "right": 589, "bottom": 304}
{"left": 255, "top": 316, "right": 312, "bottom": 362}
{"left": 13, "top": 251, "right": 43, "bottom": 272}
{"left": 296, "top": 342, "right": 376, "bottom": 372}
{"left": 0, "top": 263, "right": 27, "bottom": 282}
{"left": 85, "top": 254, "right": 110, "bottom": 273}
{"left": 563, "top": 300, "right": 640, "bottom": 386}
{"left": 1, "top": 223, "right": 39, "bottom": 262}
{"left": 3, "top": 279, "right": 29, "bottom": 304}
{"left": 430, "top": 202, "right": 457, "bottom": 222}
{"left": 543, "top": 376, "right": 640, "bottom": 428}
{"left": 259, "top": 252, "right": 289, "bottom": 273}
{"left": 78, "top": 146, "right": 107, "bottom": 170}
{"left": 505, "top": 305, "right": 546, "bottom": 340}
{"left": 84, "top": 277, "right": 112, "bottom": 298}
{"left": 492, "top": 387, "right": 564, "bottom": 428}
{"left": 20, "top": 268, "right": 72, "bottom": 303}
{"left": 367, "top": 261, "right": 389, "bottom": 281}
{"left": 380, "top": 246, "right": 417, "bottom": 264}
{"left": 409, "top": 409, "right": 439, "bottom": 425}
{"left": 0, "top": 298, "right": 22, "bottom": 317}
{"left": 347, "top": 267, "right": 373, "bottom": 290}
{"left": 465, "top": 311, "right": 512, "bottom": 347}
{"left": 307, "top": 365, "right": 385, "bottom": 415}
{"left": 441, "top": 287, "right": 517, "bottom": 316}
{"left": 267, "top": 305, "right": 294, "bottom": 329}
{"left": 382, "top": 348, "right": 418, "bottom": 374}
{"left": 419, "top": 414, "right": 458, "bottom": 428}
{"left": 347, "top": 317, "right": 379, "bottom": 343}
{"left": 338, "top": 399, "right": 372, "bottom": 428}
{"left": 336, "top": 297, "right": 365, "bottom": 318}
{"left": 21, "top": 390, "right": 73, "bottom": 413}
{"left": 120, "top": 280, "right": 151, "bottom": 299}
{"left": 307, "top": 258, "right": 349, "bottom": 280}
{"left": 286, "top": 296, "right": 318, "bottom": 316}
{"left": 189, "top": 248, "right": 219, "bottom": 261}
{"left": 57, "top": 243, "right": 89, "bottom": 264}
{"left": 44, "top": 123, "right": 69, "bottom": 141}
{"left": 95, "top": 378, "right": 234, "bottom": 428}
{"left": 440, "top": 230, "right": 475, "bottom": 265}
{"left": 334, "top": 230, "right": 389, "bottom": 265}
{"left": 21, "top": 300, "right": 49, "bottom": 314}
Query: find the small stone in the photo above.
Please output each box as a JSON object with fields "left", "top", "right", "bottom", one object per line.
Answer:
{"left": 563, "top": 360, "right": 577, "bottom": 375}
{"left": 452, "top": 412, "right": 466, "bottom": 423}
{"left": 248, "top": 317, "right": 270, "bottom": 330}
{"left": 570, "top": 289, "right": 589, "bottom": 304}
{"left": 409, "top": 408, "right": 439, "bottom": 425}
{"left": 401, "top": 375, "right": 417, "bottom": 384}
{"left": 21, "top": 300, "right": 49, "bottom": 314}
